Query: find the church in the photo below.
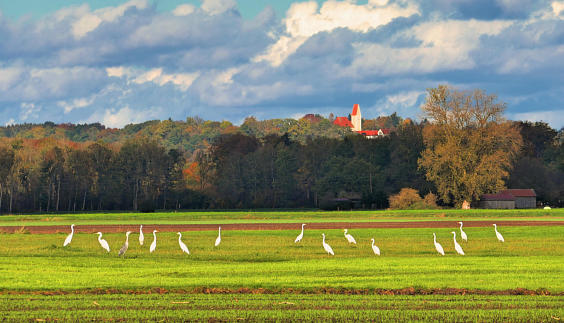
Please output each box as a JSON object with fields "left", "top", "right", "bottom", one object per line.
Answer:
{"left": 333, "top": 104, "right": 390, "bottom": 138}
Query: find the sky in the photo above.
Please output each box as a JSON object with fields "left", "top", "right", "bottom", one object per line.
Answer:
{"left": 0, "top": 0, "right": 563, "bottom": 129}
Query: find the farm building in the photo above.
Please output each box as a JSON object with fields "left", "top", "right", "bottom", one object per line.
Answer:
{"left": 477, "top": 189, "right": 536, "bottom": 209}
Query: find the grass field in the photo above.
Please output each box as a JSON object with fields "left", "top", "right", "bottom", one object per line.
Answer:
{"left": 0, "top": 208, "right": 562, "bottom": 226}
{"left": 1, "top": 210, "right": 563, "bottom": 321}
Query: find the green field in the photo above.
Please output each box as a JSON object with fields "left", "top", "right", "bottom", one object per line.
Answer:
{"left": 0, "top": 208, "right": 562, "bottom": 226}
{"left": 1, "top": 210, "right": 563, "bottom": 321}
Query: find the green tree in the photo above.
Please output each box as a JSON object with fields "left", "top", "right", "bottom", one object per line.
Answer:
{"left": 418, "top": 85, "right": 522, "bottom": 206}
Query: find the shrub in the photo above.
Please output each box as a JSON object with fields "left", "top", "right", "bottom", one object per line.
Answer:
{"left": 389, "top": 188, "right": 438, "bottom": 210}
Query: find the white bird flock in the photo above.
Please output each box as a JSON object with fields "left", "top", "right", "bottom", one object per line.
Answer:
{"left": 61, "top": 221, "right": 508, "bottom": 257}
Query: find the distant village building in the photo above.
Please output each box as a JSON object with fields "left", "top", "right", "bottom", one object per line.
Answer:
{"left": 331, "top": 104, "right": 391, "bottom": 138}
{"left": 477, "top": 189, "right": 537, "bottom": 209}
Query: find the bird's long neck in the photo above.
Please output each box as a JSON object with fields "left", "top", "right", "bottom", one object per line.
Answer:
{"left": 371, "top": 239, "right": 374, "bottom": 246}
{"left": 178, "top": 234, "right": 182, "bottom": 241}
{"left": 71, "top": 226, "right": 74, "bottom": 233}
{"left": 493, "top": 225, "right": 498, "bottom": 233}
{"left": 433, "top": 234, "right": 436, "bottom": 243}
{"left": 98, "top": 233, "right": 102, "bottom": 241}
{"left": 322, "top": 235, "right": 325, "bottom": 243}
{"left": 153, "top": 232, "right": 157, "bottom": 239}
{"left": 301, "top": 225, "right": 304, "bottom": 234}
{"left": 459, "top": 223, "right": 463, "bottom": 229}
{"left": 218, "top": 228, "right": 221, "bottom": 237}
{"left": 452, "top": 233, "right": 456, "bottom": 242}
{"left": 126, "top": 234, "right": 130, "bottom": 244}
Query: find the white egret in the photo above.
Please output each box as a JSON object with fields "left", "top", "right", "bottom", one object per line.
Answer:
{"left": 63, "top": 224, "right": 75, "bottom": 247}
{"left": 370, "top": 238, "right": 380, "bottom": 256}
{"left": 451, "top": 231, "right": 465, "bottom": 255}
{"left": 321, "top": 233, "right": 334, "bottom": 256}
{"left": 458, "top": 222, "right": 468, "bottom": 242}
{"left": 139, "top": 225, "right": 144, "bottom": 246}
{"left": 433, "top": 233, "right": 445, "bottom": 256}
{"left": 493, "top": 224, "right": 505, "bottom": 242}
{"left": 96, "top": 232, "right": 110, "bottom": 252}
{"left": 177, "top": 232, "right": 190, "bottom": 255}
{"left": 294, "top": 224, "right": 306, "bottom": 243}
{"left": 215, "top": 227, "right": 221, "bottom": 247}
{"left": 343, "top": 229, "right": 357, "bottom": 244}
{"left": 150, "top": 230, "right": 158, "bottom": 253}
{"left": 118, "top": 231, "right": 131, "bottom": 257}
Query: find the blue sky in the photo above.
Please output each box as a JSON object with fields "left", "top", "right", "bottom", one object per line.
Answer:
{"left": 1, "top": 0, "right": 563, "bottom": 129}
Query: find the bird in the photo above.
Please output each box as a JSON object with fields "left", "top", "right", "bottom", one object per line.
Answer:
{"left": 493, "top": 224, "right": 504, "bottom": 242}
{"left": 118, "top": 231, "right": 131, "bottom": 257}
{"left": 451, "top": 231, "right": 465, "bottom": 255}
{"left": 150, "top": 230, "right": 158, "bottom": 253}
{"left": 370, "top": 238, "right": 380, "bottom": 256}
{"left": 177, "top": 232, "right": 190, "bottom": 254}
{"left": 96, "top": 232, "right": 110, "bottom": 252}
{"left": 63, "top": 224, "right": 75, "bottom": 247}
{"left": 139, "top": 225, "right": 144, "bottom": 246}
{"left": 294, "top": 224, "right": 306, "bottom": 243}
{"left": 322, "top": 233, "right": 334, "bottom": 256}
{"left": 343, "top": 229, "right": 357, "bottom": 244}
{"left": 458, "top": 222, "right": 468, "bottom": 242}
{"left": 433, "top": 233, "right": 445, "bottom": 256}
{"left": 215, "top": 226, "right": 221, "bottom": 247}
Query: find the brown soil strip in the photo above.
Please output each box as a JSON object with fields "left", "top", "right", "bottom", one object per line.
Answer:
{"left": 0, "top": 287, "right": 560, "bottom": 296}
{"left": 0, "top": 220, "right": 562, "bottom": 234}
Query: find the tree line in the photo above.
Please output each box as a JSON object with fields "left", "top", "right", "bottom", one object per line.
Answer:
{"left": 0, "top": 86, "right": 563, "bottom": 213}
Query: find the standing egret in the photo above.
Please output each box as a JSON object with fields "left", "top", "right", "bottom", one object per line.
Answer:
{"left": 177, "top": 232, "right": 190, "bottom": 254}
{"left": 150, "top": 230, "right": 158, "bottom": 253}
{"left": 63, "top": 224, "right": 75, "bottom": 247}
{"left": 118, "top": 231, "right": 132, "bottom": 257}
{"left": 96, "top": 232, "right": 110, "bottom": 252}
{"left": 321, "top": 233, "right": 334, "bottom": 256}
{"left": 493, "top": 224, "right": 505, "bottom": 242}
{"left": 215, "top": 227, "right": 221, "bottom": 247}
{"left": 343, "top": 229, "right": 357, "bottom": 244}
{"left": 370, "top": 238, "right": 380, "bottom": 256}
{"left": 294, "top": 224, "right": 306, "bottom": 243}
{"left": 458, "top": 222, "right": 468, "bottom": 242}
{"left": 139, "top": 225, "right": 144, "bottom": 246}
{"left": 451, "top": 231, "right": 465, "bottom": 255}
{"left": 433, "top": 233, "right": 445, "bottom": 256}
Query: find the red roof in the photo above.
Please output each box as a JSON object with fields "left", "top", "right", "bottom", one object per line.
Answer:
{"left": 380, "top": 128, "right": 391, "bottom": 135}
{"left": 301, "top": 114, "right": 321, "bottom": 123}
{"left": 502, "top": 189, "right": 536, "bottom": 197}
{"left": 333, "top": 117, "right": 353, "bottom": 128}
{"left": 357, "top": 130, "right": 379, "bottom": 136}
{"left": 351, "top": 104, "right": 360, "bottom": 116}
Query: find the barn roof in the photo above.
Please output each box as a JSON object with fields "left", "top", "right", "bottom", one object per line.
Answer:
{"left": 502, "top": 189, "right": 536, "bottom": 197}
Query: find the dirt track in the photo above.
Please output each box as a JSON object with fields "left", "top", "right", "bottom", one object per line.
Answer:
{"left": 1, "top": 220, "right": 562, "bottom": 234}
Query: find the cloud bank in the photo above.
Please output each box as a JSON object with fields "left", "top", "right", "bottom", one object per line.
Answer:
{"left": 0, "top": 0, "right": 563, "bottom": 128}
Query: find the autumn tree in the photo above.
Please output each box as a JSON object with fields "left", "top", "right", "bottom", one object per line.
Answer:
{"left": 418, "top": 85, "right": 522, "bottom": 206}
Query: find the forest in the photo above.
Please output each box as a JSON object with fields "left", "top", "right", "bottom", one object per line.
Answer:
{"left": 0, "top": 111, "right": 563, "bottom": 213}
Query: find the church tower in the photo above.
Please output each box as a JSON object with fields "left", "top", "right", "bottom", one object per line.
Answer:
{"left": 351, "top": 104, "right": 361, "bottom": 132}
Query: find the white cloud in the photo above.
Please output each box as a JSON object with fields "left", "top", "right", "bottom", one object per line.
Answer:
{"left": 57, "top": 96, "right": 96, "bottom": 114}
{"left": 5, "top": 119, "right": 15, "bottom": 127}
{"left": 86, "top": 106, "right": 161, "bottom": 128}
{"left": 372, "top": 90, "right": 424, "bottom": 117}
{"left": 71, "top": 0, "right": 148, "bottom": 38}
{"left": 106, "top": 66, "right": 133, "bottom": 78}
{"left": 173, "top": 4, "right": 195, "bottom": 16}
{"left": 552, "top": 1, "right": 564, "bottom": 16}
{"left": 201, "top": 0, "right": 237, "bottom": 15}
{"left": 20, "top": 103, "right": 41, "bottom": 121}
{"left": 345, "top": 19, "right": 511, "bottom": 76}
{"left": 512, "top": 110, "right": 564, "bottom": 129}
{"left": 0, "top": 67, "right": 22, "bottom": 91}
{"left": 254, "top": 0, "right": 419, "bottom": 66}
{"left": 133, "top": 68, "right": 200, "bottom": 91}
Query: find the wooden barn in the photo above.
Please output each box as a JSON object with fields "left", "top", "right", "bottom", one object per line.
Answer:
{"left": 477, "top": 189, "right": 536, "bottom": 209}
